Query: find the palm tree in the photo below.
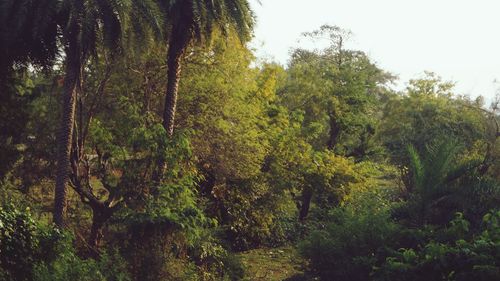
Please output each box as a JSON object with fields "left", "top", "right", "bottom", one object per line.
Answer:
{"left": 159, "top": 0, "right": 254, "bottom": 136}
{"left": 2, "top": 0, "right": 163, "bottom": 234}
{"left": 57, "top": 0, "right": 165, "bottom": 229}
{"left": 52, "top": 0, "right": 138, "bottom": 228}
{"left": 53, "top": 0, "right": 163, "bottom": 228}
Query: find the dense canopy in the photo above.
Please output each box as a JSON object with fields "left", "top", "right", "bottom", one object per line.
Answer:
{"left": 0, "top": 2, "right": 499, "bottom": 281}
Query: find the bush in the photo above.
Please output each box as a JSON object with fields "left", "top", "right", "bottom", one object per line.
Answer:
{"left": 0, "top": 205, "right": 41, "bottom": 281}
{"left": 189, "top": 230, "right": 245, "bottom": 280}
{"left": 300, "top": 206, "right": 500, "bottom": 281}
{"left": 299, "top": 195, "right": 400, "bottom": 281}
{"left": 0, "top": 204, "right": 130, "bottom": 281}
{"left": 34, "top": 247, "right": 131, "bottom": 281}
{"left": 374, "top": 211, "right": 500, "bottom": 281}
{"left": 266, "top": 213, "right": 308, "bottom": 247}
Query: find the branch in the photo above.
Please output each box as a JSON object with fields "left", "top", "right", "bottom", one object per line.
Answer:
{"left": 81, "top": 63, "right": 113, "bottom": 150}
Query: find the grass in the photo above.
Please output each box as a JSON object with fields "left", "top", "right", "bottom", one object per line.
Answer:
{"left": 237, "top": 246, "right": 309, "bottom": 281}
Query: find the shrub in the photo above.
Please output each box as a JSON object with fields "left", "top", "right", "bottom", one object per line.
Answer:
{"left": 0, "top": 204, "right": 130, "bottom": 281}
{"left": 299, "top": 195, "right": 400, "bottom": 281}
{"left": 300, "top": 205, "right": 500, "bottom": 281}
{"left": 375, "top": 211, "right": 500, "bottom": 281}
{"left": 0, "top": 205, "right": 41, "bottom": 281}
{"left": 34, "top": 247, "right": 131, "bottom": 281}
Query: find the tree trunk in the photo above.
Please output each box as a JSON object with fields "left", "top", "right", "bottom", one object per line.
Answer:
{"left": 88, "top": 204, "right": 113, "bottom": 257}
{"left": 162, "top": 23, "right": 192, "bottom": 136}
{"left": 153, "top": 22, "right": 192, "bottom": 183}
{"left": 327, "top": 112, "right": 341, "bottom": 150}
{"left": 298, "top": 188, "right": 313, "bottom": 221}
{"left": 54, "top": 41, "right": 82, "bottom": 228}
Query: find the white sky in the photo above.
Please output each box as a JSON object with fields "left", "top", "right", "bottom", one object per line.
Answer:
{"left": 249, "top": 0, "right": 500, "bottom": 103}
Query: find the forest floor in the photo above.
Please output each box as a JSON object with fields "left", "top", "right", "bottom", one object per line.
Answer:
{"left": 238, "top": 246, "right": 313, "bottom": 281}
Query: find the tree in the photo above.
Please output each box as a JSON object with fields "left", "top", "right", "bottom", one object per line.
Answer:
{"left": 52, "top": 0, "right": 139, "bottom": 228}
{"left": 47, "top": 0, "right": 164, "bottom": 229}
{"left": 379, "top": 72, "right": 489, "bottom": 165}
{"left": 282, "top": 25, "right": 393, "bottom": 158}
{"left": 176, "top": 38, "right": 287, "bottom": 248}
{"left": 159, "top": 0, "right": 254, "bottom": 136}
{"left": 268, "top": 125, "right": 358, "bottom": 221}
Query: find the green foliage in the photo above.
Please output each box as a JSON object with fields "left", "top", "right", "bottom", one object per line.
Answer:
{"left": 178, "top": 36, "right": 270, "bottom": 181}
{"left": 280, "top": 26, "right": 392, "bottom": 156}
{"left": 0, "top": 0, "right": 161, "bottom": 73}
{"left": 0, "top": 204, "right": 41, "bottom": 281}
{"left": 189, "top": 229, "right": 245, "bottom": 280}
{"left": 34, "top": 247, "right": 131, "bottom": 281}
{"left": 174, "top": 36, "right": 289, "bottom": 250}
{"left": 0, "top": 70, "right": 58, "bottom": 185}
{"left": 375, "top": 211, "right": 500, "bottom": 281}
{"left": 0, "top": 73, "right": 33, "bottom": 180}
{"left": 214, "top": 178, "right": 287, "bottom": 250}
{"left": 0, "top": 204, "right": 130, "bottom": 281}
{"left": 160, "top": 0, "right": 254, "bottom": 44}
{"left": 116, "top": 129, "right": 207, "bottom": 238}
{"left": 300, "top": 195, "right": 500, "bottom": 281}
{"left": 2, "top": 4, "right": 500, "bottom": 279}
{"left": 379, "top": 72, "right": 488, "bottom": 164}
{"left": 268, "top": 122, "right": 362, "bottom": 221}
{"left": 299, "top": 191, "right": 400, "bottom": 281}
{"left": 397, "top": 138, "right": 499, "bottom": 225}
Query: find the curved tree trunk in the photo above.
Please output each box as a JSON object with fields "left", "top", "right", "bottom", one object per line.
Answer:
{"left": 162, "top": 22, "right": 192, "bottom": 136}
{"left": 54, "top": 41, "right": 82, "bottom": 228}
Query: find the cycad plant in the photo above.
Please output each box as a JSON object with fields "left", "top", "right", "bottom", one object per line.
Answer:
{"left": 406, "top": 139, "right": 482, "bottom": 224}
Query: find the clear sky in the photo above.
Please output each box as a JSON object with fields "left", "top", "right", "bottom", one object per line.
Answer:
{"left": 249, "top": 0, "right": 500, "bottom": 103}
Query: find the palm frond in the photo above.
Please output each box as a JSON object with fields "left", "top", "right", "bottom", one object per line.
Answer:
{"left": 407, "top": 144, "right": 424, "bottom": 191}
{"left": 0, "top": 0, "right": 59, "bottom": 70}
{"left": 422, "top": 139, "right": 460, "bottom": 189}
{"left": 131, "top": 0, "right": 163, "bottom": 39}
{"left": 160, "top": 0, "right": 254, "bottom": 45}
